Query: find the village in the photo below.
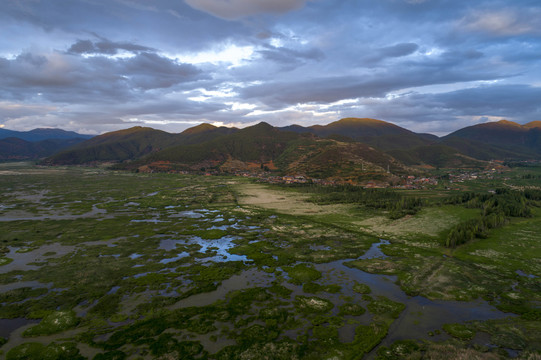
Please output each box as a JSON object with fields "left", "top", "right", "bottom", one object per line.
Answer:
{"left": 228, "top": 166, "right": 511, "bottom": 190}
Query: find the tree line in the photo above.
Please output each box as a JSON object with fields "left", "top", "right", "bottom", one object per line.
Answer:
{"left": 444, "top": 188, "right": 540, "bottom": 247}
{"left": 288, "top": 184, "right": 424, "bottom": 219}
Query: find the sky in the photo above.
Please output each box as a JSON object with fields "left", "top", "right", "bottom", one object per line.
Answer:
{"left": 1, "top": 0, "right": 540, "bottom": 136}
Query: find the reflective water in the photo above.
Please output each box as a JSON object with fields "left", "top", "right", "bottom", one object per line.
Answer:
{"left": 0, "top": 243, "right": 76, "bottom": 274}
{"left": 159, "top": 236, "right": 248, "bottom": 263}
{"left": 316, "top": 258, "right": 511, "bottom": 358}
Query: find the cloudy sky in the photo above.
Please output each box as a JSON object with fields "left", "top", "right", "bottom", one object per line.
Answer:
{"left": 1, "top": 0, "right": 540, "bottom": 135}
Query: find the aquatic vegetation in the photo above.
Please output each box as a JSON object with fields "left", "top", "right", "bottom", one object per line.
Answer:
{"left": 338, "top": 303, "right": 366, "bottom": 316}
{"left": 295, "top": 295, "right": 334, "bottom": 313}
{"left": 0, "top": 257, "right": 13, "bottom": 266}
{"left": 302, "top": 282, "right": 341, "bottom": 294}
{"left": 352, "top": 282, "right": 371, "bottom": 294}
{"left": 376, "top": 339, "right": 420, "bottom": 359}
{"left": 284, "top": 264, "right": 322, "bottom": 285}
{"left": 23, "top": 310, "right": 79, "bottom": 336}
{"left": 0, "top": 164, "right": 539, "bottom": 359}
{"left": 6, "top": 342, "right": 84, "bottom": 360}
{"left": 442, "top": 323, "right": 475, "bottom": 340}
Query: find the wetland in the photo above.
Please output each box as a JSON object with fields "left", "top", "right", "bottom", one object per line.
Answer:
{"left": 0, "top": 162, "right": 540, "bottom": 359}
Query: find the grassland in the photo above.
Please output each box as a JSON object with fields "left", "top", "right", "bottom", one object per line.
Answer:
{"left": 0, "top": 162, "right": 539, "bottom": 359}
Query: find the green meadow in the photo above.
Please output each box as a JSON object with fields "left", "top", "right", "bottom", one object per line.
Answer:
{"left": 0, "top": 162, "right": 539, "bottom": 359}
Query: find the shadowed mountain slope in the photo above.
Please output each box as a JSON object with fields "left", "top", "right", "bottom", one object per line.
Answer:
{"left": 45, "top": 127, "right": 176, "bottom": 164}
{"left": 141, "top": 122, "right": 303, "bottom": 166}
{"left": 443, "top": 120, "right": 541, "bottom": 155}
{"left": 45, "top": 124, "right": 237, "bottom": 165}
{"left": 281, "top": 118, "right": 435, "bottom": 151}
{"left": 0, "top": 128, "right": 93, "bottom": 142}
{"left": 388, "top": 144, "right": 487, "bottom": 169}
{"left": 0, "top": 137, "right": 87, "bottom": 161}
{"left": 131, "top": 123, "right": 411, "bottom": 181}
{"left": 39, "top": 119, "right": 541, "bottom": 173}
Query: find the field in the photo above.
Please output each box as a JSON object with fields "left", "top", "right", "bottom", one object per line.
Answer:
{"left": 0, "top": 162, "right": 539, "bottom": 359}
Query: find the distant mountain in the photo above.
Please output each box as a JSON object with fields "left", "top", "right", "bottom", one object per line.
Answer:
{"left": 524, "top": 121, "right": 541, "bottom": 129}
{"left": 0, "top": 137, "right": 87, "bottom": 161}
{"left": 139, "top": 122, "right": 304, "bottom": 169}
{"left": 440, "top": 137, "right": 537, "bottom": 161}
{"left": 39, "top": 118, "right": 541, "bottom": 180}
{"left": 176, "top": 123, "right": 238, "bottom": 145}
{"left": 45, "top": 124, "right": 238, "bottom": 165}
{"left": 443, "top": 120, "right": 541, "bottom": 155}
{"left": 127, "top": 123, "right": 411, "bottom": 182}
{"left": 282, "top": 118, "right": 410, "bottom": 137}
{"left": 281, "top": 118, "right": 435, "bottom": 151}
{"left": 388, "top": 144, "right": 487, "bottom": 169}
{"left": 45, "top": 126, "right": 178, "bottom": 164}
{"left": 0, "top": 128, "right": 93, "bottom": 142}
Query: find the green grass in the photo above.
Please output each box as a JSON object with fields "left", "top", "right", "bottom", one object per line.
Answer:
{"left": 23, "top": 311, "right": 79, "bottom": 337}
{"left": 284, "top": 264, "right": 322, "bottom": 284}
{"left": 7, "top": 342, "right": 84, "bottom": 360}
{"left": 442, "top": 323, "right": 475, "bottom": 340}
{"left": 0, "top": 163, "right": 539, "bottom": 359}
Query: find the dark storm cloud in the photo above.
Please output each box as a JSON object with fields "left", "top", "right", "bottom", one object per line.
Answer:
{"left": 68, "top": 38, "right": 155, "bottom": 55}
{"left": 238, "top": 61, "right": 508, "bottom": 108}
{"left": 379, "top": 43, "right": 419, "bottom": 58}
{"left": 361, "top": 43, "right": 419, "bottom": 65}
{"left": 0, "top": 0, "right": 250, "bottom": 53}
{"left": 431, "top": 84, "right": 541, "bottom": 118}
{"left": 0, "top": 51, "right": 206, "bottom": 103}
{"left": 0, "top": 0, "right": 540, "bottom": 133}
{"left": 332, "top": 83, "right": 541, "bottom": 135}
{"left": 119, "top": 52, "right": 205, "bottom": 90}
{"left": 257, "top": 45, "right": 324, "bottom": 70}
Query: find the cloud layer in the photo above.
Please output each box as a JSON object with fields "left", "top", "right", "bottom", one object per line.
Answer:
{"left": 0, "top": 0, "right": 540, "bottom": 135}
{"left": 184, "top": 0, "right": 310, "bottom": 19}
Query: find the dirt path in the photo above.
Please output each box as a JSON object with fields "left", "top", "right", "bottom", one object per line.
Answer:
{"left": 235, "top": 184, "right": 347, "bottom": 216}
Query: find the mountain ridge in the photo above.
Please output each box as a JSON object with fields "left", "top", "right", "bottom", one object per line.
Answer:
{"left": 0, "top": 128, "right": 93, "bottom": 142}
{"left": 6, "top": 118, "right": 538, "bottom": 178}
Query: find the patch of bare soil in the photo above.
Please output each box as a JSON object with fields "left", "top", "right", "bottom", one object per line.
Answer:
{"left": 236, "top": 184, "right": 347, "bottom": 216}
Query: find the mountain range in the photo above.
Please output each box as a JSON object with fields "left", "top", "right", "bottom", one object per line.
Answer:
{"left": 2, "top": 118, "right": 540, "bottom": 181}
{"left": 0, "top": 128, "right": 93, "bottom": 161}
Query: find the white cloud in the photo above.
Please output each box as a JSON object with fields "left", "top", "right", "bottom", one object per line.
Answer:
{"left": 170, "top": 44, "right": 255, "bottom": 67}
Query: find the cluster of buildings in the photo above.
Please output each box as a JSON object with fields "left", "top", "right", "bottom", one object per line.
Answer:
{"left": 392, "top": 175, "right": 439, "bottom": 189}
{"left": 447, "top": 168, "right": 506, "bottom": 183}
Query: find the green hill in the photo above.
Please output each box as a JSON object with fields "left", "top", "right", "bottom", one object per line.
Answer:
{"left": 388, "top": 144, "right": 487, "bottom": 169}
{"left": 443, "top": 120, "right": 541, "bottom": 156}
{"left": 282, "top": 118, "right": 435, "bottom": 150}
{"left": 133, "top": 123, "right": 411, "bottom": 183}
{"left": 276, "top": 138, "right": 411, "bottom": 181}
{"left": 440, "top": 137, "right": 536, "bottom": 161}
{"left": 176, "top": 123, "right": 238, "bottom": 145}
{"left": 41, "top": 118, "right": 541, "bottom": 177}
{"left": 45, "top": 126, "right": 176, "bottom": 164}
{"left": 138, "top": 122, "right": 305, "bottom": 169}
{"left": 44, "top": 124, "right": 237, "bottom": 165}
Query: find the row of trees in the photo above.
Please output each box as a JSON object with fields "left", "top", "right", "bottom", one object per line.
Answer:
{"left": 299, "top": 184, "right": 424, "bottom": 219}
{"left": 444, "top": 189, "right": 538, "bottom": 247}
{"left": 445, "top": 212, "right": 508, "bottom": 248}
